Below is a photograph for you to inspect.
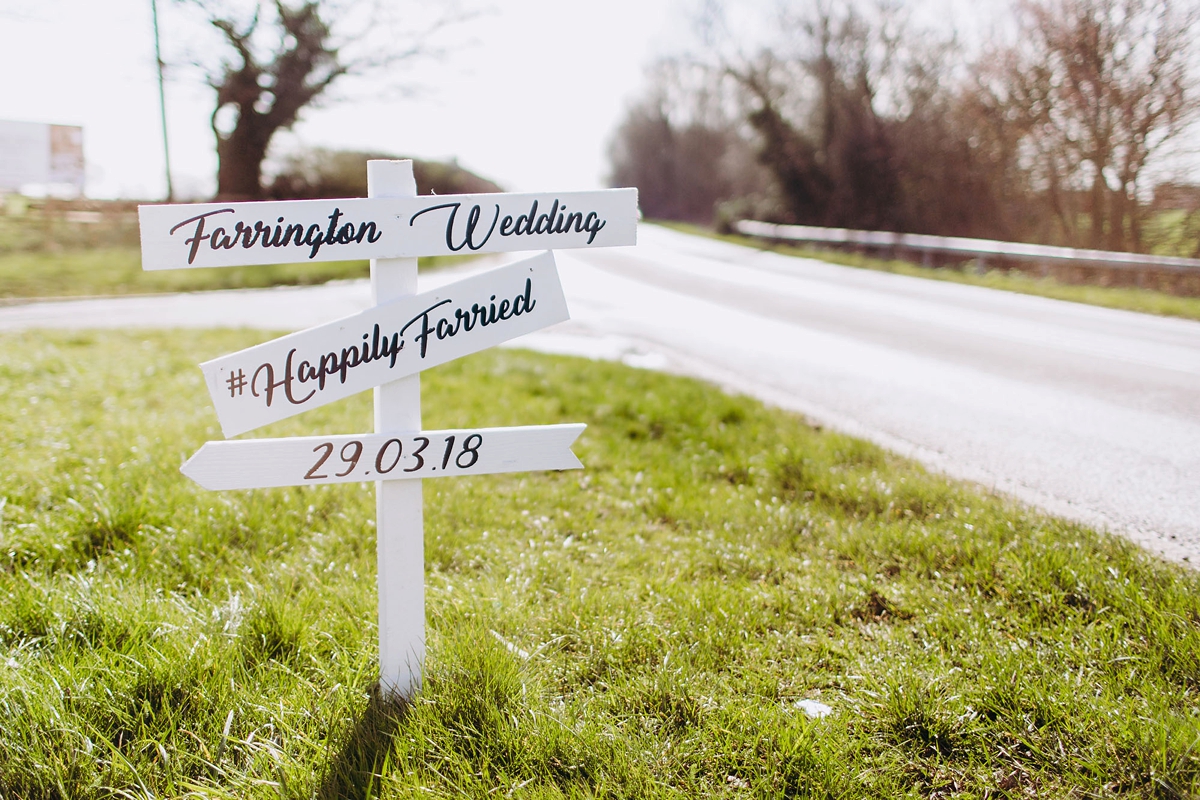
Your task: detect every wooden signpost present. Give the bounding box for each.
[138,161,636,698]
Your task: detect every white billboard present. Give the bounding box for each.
[0,120,84,192]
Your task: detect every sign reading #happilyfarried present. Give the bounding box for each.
[203,251,568,437]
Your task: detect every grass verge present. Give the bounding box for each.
[659,221,1200,323]
[0,249,471,301]
[0,329,1197,797]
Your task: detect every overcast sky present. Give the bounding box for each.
[1,0,1008,200]
[1,0,701,198]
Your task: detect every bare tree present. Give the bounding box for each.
[727,54,835,226]
[608,59,770,225]
[722,3,976,233]
[612,0,1199,250]
[180,0,468,200]
[985,0,1199,250]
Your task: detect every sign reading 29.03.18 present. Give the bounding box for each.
[182,424,585,490]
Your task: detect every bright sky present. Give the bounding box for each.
[0,0,694,198]
[1,0,1018,200]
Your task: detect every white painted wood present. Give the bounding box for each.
[369,159,423,700]
[138,189,638,270]
[180,424,586,490]
[200,250,569,438]
[134,161,615,700]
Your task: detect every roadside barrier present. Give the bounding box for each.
[734,220,1200,274]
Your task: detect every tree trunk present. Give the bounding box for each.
[1089,169,1107,249]
[1107,185,1127,252]
[215,116,271,201]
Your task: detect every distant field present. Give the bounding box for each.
[0,247,375,299]
[0,329,1196,797]
[0,206,466,300]
[0,248,485,300]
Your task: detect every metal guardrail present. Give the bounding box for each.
[735,220,1200,274]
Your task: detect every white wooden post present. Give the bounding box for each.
[368,159,423,698]
[139,172,637,701]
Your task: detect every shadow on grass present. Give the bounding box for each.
[316,685,411,800]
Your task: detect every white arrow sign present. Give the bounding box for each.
[181,424,585,490]
[202,250,568,438]
[136,160,632,700]
[138,188,638,270]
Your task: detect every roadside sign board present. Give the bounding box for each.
[182,424,585,490]
[137,159,638,698]
[0,119,85,191]
[138,188,638,270]
[202,250,568,437]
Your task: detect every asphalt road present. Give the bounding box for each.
[4,224,1198,563]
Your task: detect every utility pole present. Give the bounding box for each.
[151,0,174,201]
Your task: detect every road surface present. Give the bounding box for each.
[4,224,1198,563]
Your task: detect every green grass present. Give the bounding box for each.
[0,204,139,255]
[0,249,472,301]
[1142,210,1200,260]
[0,329,1197,797]
[661,222,1200,323]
